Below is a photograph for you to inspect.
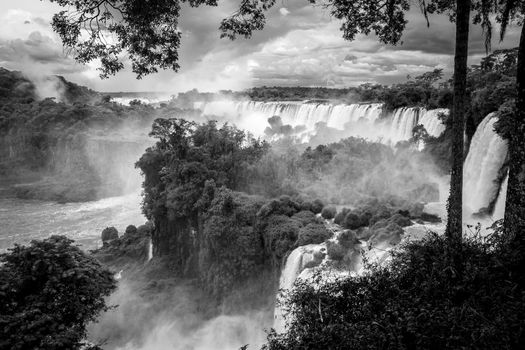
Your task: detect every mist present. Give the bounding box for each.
[88,273,272,350]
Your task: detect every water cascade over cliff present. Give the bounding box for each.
[274,244,328,333]
[463,113,508,218]
[196,101,446,145]
[419,108,449,137]
[493,172,508,220]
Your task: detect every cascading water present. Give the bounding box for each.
[493,172,508,220]
[197,101,384,138]
[418,108,448,137]
[274,244,326,333]
[389,107,420,143]
[147,238,153,262]
[197,100,447,145]
[463,112,508,217]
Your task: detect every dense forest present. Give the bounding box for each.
[0,46,523,349]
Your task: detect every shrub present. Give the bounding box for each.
[263,215,301,260]
[125,225,138,235]
[343,212,364,230]
[137,221,154,235]
[326,240,346,261]
[311,199,324,214]
[334,208,350,225]
[0,236,116,350]
[291,211,320,226]
[263,229,525,350]
[101,226,118,242]
[296,224,332,247]
[388,213,413,227]
[338,230,359,249]
[321,206,337,220]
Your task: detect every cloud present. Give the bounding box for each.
[0,2,521,92]
[280,8,290,16]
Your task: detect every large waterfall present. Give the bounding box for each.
[463,113,508,218]
[196,100,446,145]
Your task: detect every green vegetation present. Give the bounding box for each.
[0,68,196,202]
[0,236,116,350]
[265,224,525,349]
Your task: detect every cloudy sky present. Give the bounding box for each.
[0,0,521,93]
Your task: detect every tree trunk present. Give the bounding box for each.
[505,23,525,245]
[445,0,470,242]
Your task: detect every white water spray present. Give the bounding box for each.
[463,113,508,217]
[493,172,508,220]
[197,101,447,145]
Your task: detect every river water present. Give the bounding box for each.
[0,191,145,252]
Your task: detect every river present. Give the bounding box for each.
[0,191,144,252]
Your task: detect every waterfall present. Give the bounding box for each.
[389,107,420,143]
[418,108,448,137]
[493,172,508,220]
[198,100,383,138]
[463,113,508,216]
[274,244,326,333]
[147,238,153,262]
[197,100,448,146]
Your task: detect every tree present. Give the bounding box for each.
[448,0,471,241]
[494,0,525,251]
[0,235,116,350]
[262,232,525,349]
[46,0,419,78]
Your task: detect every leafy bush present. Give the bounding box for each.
[334,208,350,225]
[263,215,301,261]
[321,206,337,220]
[263,228,525,350]
[296,223,332,247]
[291,210,320,226]
[93,222,152,264]
[125,225,138,235]
[311,199,324,214]
[101,226,119,242]
[0,236,116,350]
[326,240,346,261]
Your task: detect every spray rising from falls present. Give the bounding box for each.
[196,101,446,144]
[463,112,508,219]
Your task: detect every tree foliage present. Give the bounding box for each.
[0,236,116,350]
[46,0,427,78]
[136,118,268,220]
[264,228,525,350]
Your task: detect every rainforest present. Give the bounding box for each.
[1,1,524,349]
